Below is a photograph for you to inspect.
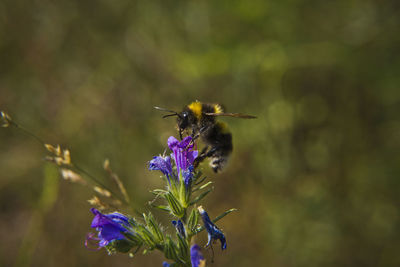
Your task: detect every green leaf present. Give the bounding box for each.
[194,174,207,186]
[123,232,143,246]
[189,187,213,206]
[137,226,157,249]
[151,204,170,212]
[163,236,179,261]
[168,180,179,196]
[192,181,213,193]
[176,233,189,260]
[179,176,188,208]
[165,192,185,218]
[144,212,164,243]
[151,189,168,195]
[187,208,199,235]
[213,208,238,222]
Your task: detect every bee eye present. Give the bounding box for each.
[178,112,189,129]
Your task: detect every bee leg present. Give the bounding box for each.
[204,147,218,158]
[193,146,209,168]
[188,133,200,148]
[194,146,220,168]
[190,126,209,147]
[179,128,183,140]
[211,158,223,173]
[193,158,202,168]
[191,132,201,141]
[189,126,209,146]
[189,128,204,146]
[199,125,209,135]
[199,146,209,157]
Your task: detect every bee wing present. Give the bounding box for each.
[204,112,257,119]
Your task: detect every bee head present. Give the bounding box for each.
[177,111,189,130]
[154,106,194,140]
[176,111,190,139]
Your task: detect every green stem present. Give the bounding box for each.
[10,121,46,145]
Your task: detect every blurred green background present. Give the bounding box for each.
[1,0,400,266]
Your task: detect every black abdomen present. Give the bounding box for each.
[202,122,232,172]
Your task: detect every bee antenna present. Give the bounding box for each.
[154,106,182,119]
[162,113,178,118]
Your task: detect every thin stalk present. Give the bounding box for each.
[8,118,127,205]
[72,163,126,205]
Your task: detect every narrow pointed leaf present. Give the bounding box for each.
[187,208,199,235]
[194,175,207,186]
[165,192,184,218]
[144,213,164,243]
[164,236,179,261]
[179,176,188,208]
[189,187,213,206]
[151,204,170,212]
[176,233,189,260]
[192,181,213,193]
[151,189,169,195]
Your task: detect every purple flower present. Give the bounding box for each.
[149,136,198,185]
[172,220,186,237]
[198,206,227,250]
[149,155,173,180]
[191,244,206,267]
[182,165,194,187]
[168,136,198,179]
[162,262,170,267]
[88,208,131,247]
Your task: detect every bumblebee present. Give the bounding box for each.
[155,101,256,172]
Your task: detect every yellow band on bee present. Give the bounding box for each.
[214,104,224,114]
[188,101,203,120]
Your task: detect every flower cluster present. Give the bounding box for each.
[85,135,231,266]
[149,136,198,187]
[85,135,230,266]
